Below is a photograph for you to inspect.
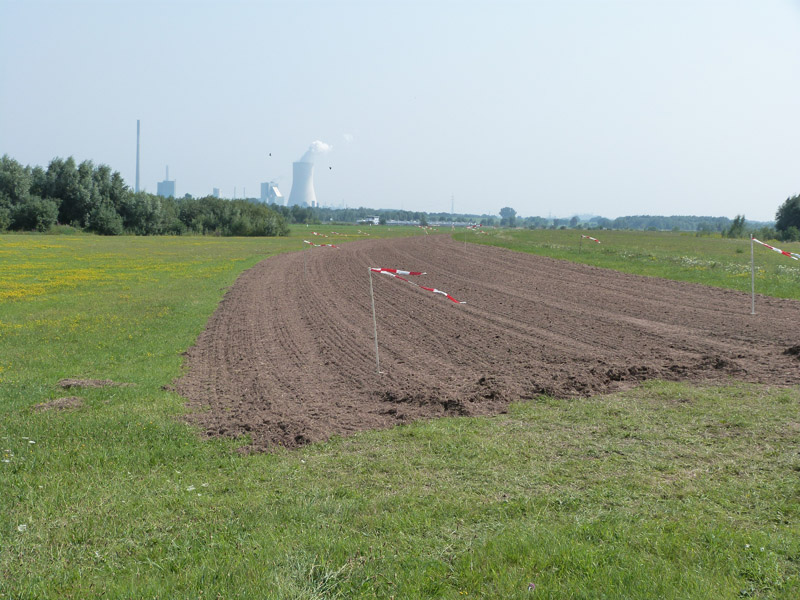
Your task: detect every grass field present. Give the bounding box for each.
[464,228,800,301]
[1,227,799,599]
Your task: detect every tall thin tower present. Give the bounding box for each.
[135,120,140,193]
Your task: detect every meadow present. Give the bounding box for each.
[1,226,798,599]
[468,228,800,301]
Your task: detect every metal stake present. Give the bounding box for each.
[750,235,756,315]
[368,268,381,374]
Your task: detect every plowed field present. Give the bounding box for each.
[175,235,800,450]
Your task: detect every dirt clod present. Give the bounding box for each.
[784,345,800,359]
[175,235,800,452]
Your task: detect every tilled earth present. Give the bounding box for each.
[175,235,800,451]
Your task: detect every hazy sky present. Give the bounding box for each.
[2,0,798,221]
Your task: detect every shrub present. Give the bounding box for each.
[88,203,124,235]
[10,196,59,232]
[779,226,800,242]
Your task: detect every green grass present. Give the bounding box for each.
[1,228,799,599]
[462,229,800,301]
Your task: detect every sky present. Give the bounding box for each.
[1,0,799,221]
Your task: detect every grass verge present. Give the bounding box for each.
[1,228,798,598]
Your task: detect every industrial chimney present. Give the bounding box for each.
[135,120,140,193]
[288,161,317,207]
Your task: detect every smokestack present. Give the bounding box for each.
[166,165,169,181]
[135,120,140,193]
[288,161,317,207]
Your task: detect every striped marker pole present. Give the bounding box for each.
[368,267,465,374]
[368,268,381,375]
[750,235,755,315]
[752,237,800,260]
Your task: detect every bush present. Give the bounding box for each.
[88,203,124,235]
[45,224,82,235]
[119,193,165,235]
[10,196,59,232]
[0,206,10,231]
[779,226,800,242]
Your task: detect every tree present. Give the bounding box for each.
[0,155,31,204]
[775,195,800,235]
[499,206,516,227]
[569,216,579,228]
[725,214,746,238]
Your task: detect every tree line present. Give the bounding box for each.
[0,155,288,236]
[3,154,798,240]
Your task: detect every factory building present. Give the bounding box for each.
[260,181,284,205]
[157,166,175,198]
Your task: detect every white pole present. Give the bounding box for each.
[368,268,381,374]
[750,235,756,315]
[303,244,307,280]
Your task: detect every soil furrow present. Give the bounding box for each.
[175,235,800,451]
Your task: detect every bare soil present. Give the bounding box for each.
[175,235,800,451]
[33,397,83,411]
[58,379,131,389]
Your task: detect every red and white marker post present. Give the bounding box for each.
[367,267,465,374]
[750,235,799,314]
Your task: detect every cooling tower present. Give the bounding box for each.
[288,161,317,207]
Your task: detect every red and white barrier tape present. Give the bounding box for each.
[419,286,465,304]
[581,235,601,243]
[370,268,426,276]
[369,267,465,304]
[303,240,338,248]
[312,231,328,237]
[753,238,799,261]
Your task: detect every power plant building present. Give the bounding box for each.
[260,181,284,205]
[157,166,175,198]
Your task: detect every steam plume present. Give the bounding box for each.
[299,140,332,163]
